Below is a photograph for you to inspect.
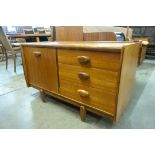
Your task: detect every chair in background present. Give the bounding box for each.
[16,38,26,43]
[0,41,7,62]
[0,26,21,72]
[38,29,46,34]
[37,29,48,42]
[23,29,34,34]
[24,29,36,42]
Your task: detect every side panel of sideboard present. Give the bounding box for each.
[116,44,140,121]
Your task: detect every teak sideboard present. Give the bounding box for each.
[21,41,140,122]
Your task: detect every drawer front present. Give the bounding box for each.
[22,47,58,93]
[59,80,116,115]
[58,49,121,71]
[59,63,119,93]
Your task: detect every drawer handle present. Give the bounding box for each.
[33,51,41,57]
[78,72,89,80]
[77,89,89,98]
[77,56,90,64]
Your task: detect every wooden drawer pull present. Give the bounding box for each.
[78,72,89,80]
[33,51,41,57]
[77,56,90,64]
[77,89,89,97]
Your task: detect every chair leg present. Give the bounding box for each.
[1,47,8,70]
[13,53,16,73]
[5,52,8,70]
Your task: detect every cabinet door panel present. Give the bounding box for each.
[23,47,58,93]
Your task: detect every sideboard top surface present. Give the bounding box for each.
[20,41,137,51]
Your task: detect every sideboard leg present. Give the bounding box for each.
[80,105,86,121]
[112,119,116,125]
[40,89,46,102]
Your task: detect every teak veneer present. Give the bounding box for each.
[21,41,140,122]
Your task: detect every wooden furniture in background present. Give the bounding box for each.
[7,33,52,42]
[55,26,83,41]
[37,29,48,41]
[133,37,149,65]
[24,29,37,42]
[38,29,46,34]
[21,41,140,122]
[83,32,117,41]
[147,43,155,59]
[83,26,133,40]
[15,38,26,43]
[54,26,131,41]
[23,29,34,34]
[0,26,21,72]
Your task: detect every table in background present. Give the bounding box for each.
[7,33,52,42]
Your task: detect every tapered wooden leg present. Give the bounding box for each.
[40,89,46,102]
[112,119,116,125]
[80,106,86,121]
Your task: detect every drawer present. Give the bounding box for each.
[59,80,116,115]
[58,49,121,71]
[59,63,119,93]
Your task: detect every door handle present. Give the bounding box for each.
[33,51,41,57]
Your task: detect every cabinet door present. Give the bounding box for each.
[23,47,58,93]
